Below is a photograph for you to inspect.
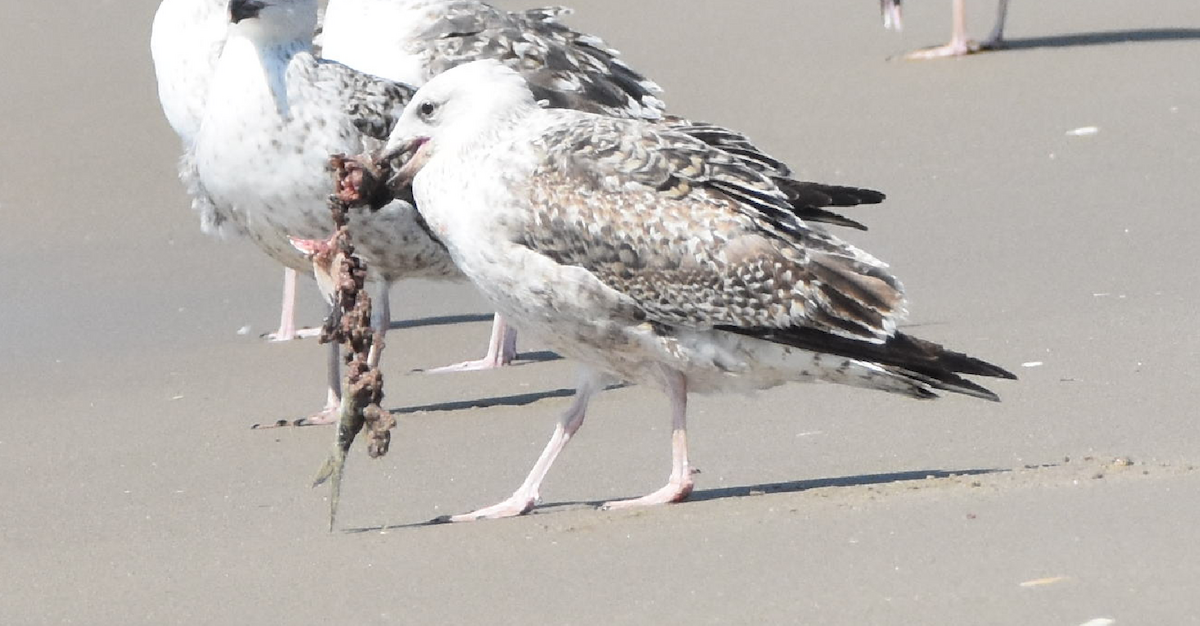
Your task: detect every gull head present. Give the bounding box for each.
[383,60,539,188]
[227,0,318,44]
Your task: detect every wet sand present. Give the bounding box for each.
[2,0,1199,623]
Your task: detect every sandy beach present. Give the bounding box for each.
[3,0,1199,623]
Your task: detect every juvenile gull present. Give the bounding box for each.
[152,0,322,341]
[881,0,1012,59]
[194,0,461,424]
[382,60,1015,521]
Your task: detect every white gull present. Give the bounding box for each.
[383,60,1016,521]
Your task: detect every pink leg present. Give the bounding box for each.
[263,267,321,341]
[602,370,694,510]
[446,369,607,522]
[905,0,981,59]
[424,314,519,373]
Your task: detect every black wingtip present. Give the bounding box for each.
[717,326,1015,401]
[895,333,1018,381]
[795,207,871,231]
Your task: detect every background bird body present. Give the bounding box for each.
[195,2,456,286]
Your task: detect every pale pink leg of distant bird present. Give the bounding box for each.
[602,370,695,510]
[264,268,322,341]
[425,313,519,373]
[905,0,981,59]
[446,369,606,522]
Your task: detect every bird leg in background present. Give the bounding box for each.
[424,314,519,373]
[601,369,694,509]
[309,172,395,531]
[905,0,981,59]
[262,268,323,341]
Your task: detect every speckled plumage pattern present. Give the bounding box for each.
[391,61,1014,400]
[322,0,665,119]
[320,1,883,231]
[386,61,1013,520]
[194,19,458,283]
[525,116,903,340]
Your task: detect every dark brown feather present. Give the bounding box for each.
[716,325,1016,401]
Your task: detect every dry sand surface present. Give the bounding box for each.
[3,0,1200,623]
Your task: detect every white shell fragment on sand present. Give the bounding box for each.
[1019,575,1069,587]
[1066,126,1099,136]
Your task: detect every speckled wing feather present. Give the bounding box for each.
[522,116,903,342]
[520,116,1014,398]
[415,3,664,119]
[178,149,239,236]
[196,52,415,239]
[304,57,416,142]
[660,116,885,230]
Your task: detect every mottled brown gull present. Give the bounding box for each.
[382,60,1015,521]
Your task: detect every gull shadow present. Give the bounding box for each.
[341,466,1013,533]
[683,467,1006,502]
[1000,28,1200,51]
[388,313,493,331]
[389,387,577,415]
[507,350,562,365]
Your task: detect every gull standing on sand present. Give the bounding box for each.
[152,0,322,341]
[193,0,461,424]
[882,0,1011,59]
[382,60,1015,521]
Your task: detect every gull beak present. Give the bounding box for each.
[381,136,432,195]
[229,0,266,24]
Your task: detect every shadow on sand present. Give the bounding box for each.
[388,313,494,331]
[1001,28,1200,52]
[343,466,1013,532]
[389,386,577,415]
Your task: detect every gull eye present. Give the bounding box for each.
[418,101,437,119]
